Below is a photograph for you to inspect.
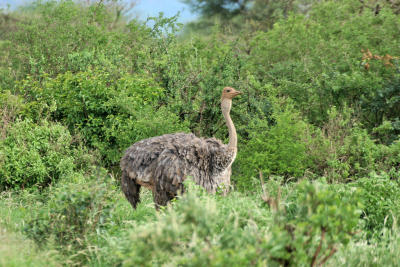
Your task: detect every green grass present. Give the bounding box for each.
[0,227,61,267]
[329,230,400,267]
[0,191,45,233]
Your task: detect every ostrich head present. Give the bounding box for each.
[221,87,242,100]
[221,87,241,113]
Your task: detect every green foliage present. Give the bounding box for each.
[355,173,400,237]
[182,0,309,33]
[117,183,263,266]
[263,179,362,266]
[249,0,400,128]
[147,31,251,138]
[0,228,61,267]
[366,76,400,143]
[113,179,361,266]
[380,140,400,175]
[0,90,27,137]
[329,229,400,267]
[18,69,189,165]
[0,176,394,267]
[318,107,379,182]
[0,0,124,87]
[1,0,400,265]
[24,169,115,262]
[237,104,312,187]
[0,119,81,190]
[0,90,25,119]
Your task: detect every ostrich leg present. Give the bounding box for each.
[153,184,174,210]
[153,182,185,210]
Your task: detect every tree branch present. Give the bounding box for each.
[318,245,337,266]
[311,228,326,267]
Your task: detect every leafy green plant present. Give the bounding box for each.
[329,228,400,267]
[0,0,132,87]
[237,104,313,188]
[263,179,362,266]
[355,173,400,237]
[249,0,400,127]
[0,119,79,190]
[24,168,115,262]
[114,179,361,266]
[306,106,380,183]
[1,1,400,265]
[0,90,27,138]
[18,69,189,166]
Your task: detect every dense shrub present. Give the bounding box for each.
[235,103,393,189]
[114,179,360,266]
[148,32,252,138]
[264,179,362,266]
[236,105,313,188]
[315,107,379,182]
[18,69,189,166]
[329,229,400,267]
[0,90,27,138]
[365,76,400,143]
[249,0,400,129]
[25,168,115,262]
[0,119,80,190]
[355,173,400,237]
[0,0,132,87]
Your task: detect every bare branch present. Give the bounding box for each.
[311,228,326,267]
[318,245,337,266]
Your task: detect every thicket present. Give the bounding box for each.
[24,169,115,259]
[17,70,188,165]
[113,179,361,266]
[0,0,400,266]
[3,0,399,184]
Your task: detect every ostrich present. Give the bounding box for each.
[120,87,242,209]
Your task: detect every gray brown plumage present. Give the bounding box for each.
[120,87,242,209]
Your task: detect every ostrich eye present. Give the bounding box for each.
[226,89,231,92]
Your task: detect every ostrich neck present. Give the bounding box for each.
[221,98,237,150]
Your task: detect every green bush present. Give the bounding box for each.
[234,94,385,188]
[1,1,400,265]
[249,0,400,128]
[263,179,362,266]
[320,107,378,182]
[0,119,80,190]
[355,173,400,237]
[116,181,265,266]
[0,90,27,138]
[24,168,115,262]
[366,76,400,144]
[306,106,381,183]
[114,179,360,266]
[329,229,400,267]
[18,69,189,166]
[236,104,313,188]
[0,0,132,87]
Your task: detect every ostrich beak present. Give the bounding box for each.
[234,90,242,96]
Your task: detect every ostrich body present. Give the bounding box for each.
[120,87,242,209]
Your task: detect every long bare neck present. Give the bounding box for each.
[221,98,237,150]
